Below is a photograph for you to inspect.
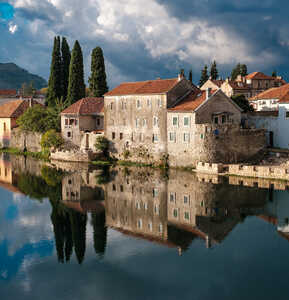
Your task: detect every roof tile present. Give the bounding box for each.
[0,99,40,118]
[250,84,289,103]
[61,97,104,114]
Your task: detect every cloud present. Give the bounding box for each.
[8,22,17,34]
[1,0,289,87]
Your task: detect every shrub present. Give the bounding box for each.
[41,129,63,149]
[123,150,130,159]
[95,136,109,157]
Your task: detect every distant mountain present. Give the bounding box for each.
[0,63,47,90]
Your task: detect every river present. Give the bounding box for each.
[0,153,289,300]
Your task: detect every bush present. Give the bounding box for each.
[41,129,63,149]
[95,136,109,157]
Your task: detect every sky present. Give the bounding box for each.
[0,0,289,88]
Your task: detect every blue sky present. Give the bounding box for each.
[1,0,289,88]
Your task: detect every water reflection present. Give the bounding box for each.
[1,153,289,266]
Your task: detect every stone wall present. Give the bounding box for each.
[228,164,289,181]
[51,149,100,162]
[10,128,42,152]
[167,123,266,167]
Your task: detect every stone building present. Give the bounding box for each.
[201,72,286,99]
[104,77,266,167]
[0,99,40,147]
[61,97,104,151]
[104,76,193,163]
[167,89,265,167]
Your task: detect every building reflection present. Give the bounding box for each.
[2,153,289,263]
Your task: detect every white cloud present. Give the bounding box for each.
[8,22,18,34]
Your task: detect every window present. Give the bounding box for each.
[221,115,226,124]
[214,117,218,124]
[136,118,140,128]
[112,184,116,191]
[112,132,116,139]
[121,101,126,110]
[96,118,100,126]
[170,192,176,202]
[153,134,158,142]
[184,195,189,204]
[120,185,123,192]
[169,132,176,142]
[286,112,289,119]
[110,102,113,110]
[69,119,74,125]
[67,132,71,138]
[143,119,147,127]
[144,202,148,210]
[184,117,189,126]
[173,117,178,126]
[139,133,144,142]
[159,223,163,233]
[154,204,159,215]
[137,99,141,109]
[184,212,190,220]
[65,118,68,125]
[153,116,158,127]
[75,119,78,126]
[120,132,123,140]
[148,222,153,231]
[136,202,141,210]
[158,99,162,107]
[3,122,6,133]
[153,188,158,197]
[183,133,190,143]
[147,99,151,107]
[173,209,178,218]
[137,219,143,229]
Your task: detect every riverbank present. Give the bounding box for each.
[0,148,50,161]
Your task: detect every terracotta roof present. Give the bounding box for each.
[104,78,179,96]
[249,84,289,103]
[168,89,215,112]
[61,97,104,115]
[246,72,274,80]
[0,89,17,96]
[0,99,40,118]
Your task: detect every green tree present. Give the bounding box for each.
[231,63,241,80]
[95,136,109,157]
[188,69,193,84]
[17,105,60,133]
[67,40,85,104]
[47,36,62,106]
[199,65,209,87]
[61,37,71,100]
[210,61,218,80]
[240,64,248,76]
[41,129,63,149]
[272,70,277,78]
[231,94,254,112]
[88,47,108,97]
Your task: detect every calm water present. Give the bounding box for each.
[0,154,289,300]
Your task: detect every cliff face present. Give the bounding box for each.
[0,63,47,89]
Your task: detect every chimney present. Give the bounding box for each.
[206,87,211,100]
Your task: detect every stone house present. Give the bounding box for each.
[104,76,193,163]
[167,89,266,167]
[249,83,289,111]
[61,97,104,151]
[247,84,289,149]
[0,99,40,147]
[202,72,286,100]
[200,79,224,91]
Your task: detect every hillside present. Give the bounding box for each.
[0,63,47,89]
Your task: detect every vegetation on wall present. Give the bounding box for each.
[41,129,63,149]
[95,136,109,157]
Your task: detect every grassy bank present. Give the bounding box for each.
[0,148,50,161]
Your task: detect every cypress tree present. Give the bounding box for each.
[67,40,85,104]
[272,70,277,78]
[61,37,71,100]
[47,36,62,106]
[210,61,218,80]
[231,63,243,80]
[188,69,193,84]
[179,68,185,78]
[88,47,108,97]
[92,211,107,258]
[240,64,248,77]
[199,65,209,87]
